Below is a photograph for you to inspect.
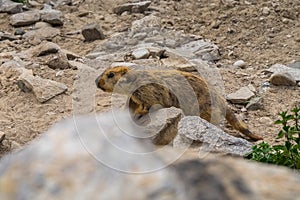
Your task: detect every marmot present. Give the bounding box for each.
[95,66,263,141]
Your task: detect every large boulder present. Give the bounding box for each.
[0,112,300,199]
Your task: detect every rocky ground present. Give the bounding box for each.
[0,0,299,157]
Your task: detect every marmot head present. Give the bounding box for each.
[95,66,130,92]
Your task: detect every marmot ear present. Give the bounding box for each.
[121,72,137,83]
[121,67,129,76]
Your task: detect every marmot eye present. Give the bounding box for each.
[107,72,115,78]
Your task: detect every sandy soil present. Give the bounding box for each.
[0,0,299,156]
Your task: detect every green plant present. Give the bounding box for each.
[246,106,300,169]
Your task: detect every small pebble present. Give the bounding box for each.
[233,60,246,68]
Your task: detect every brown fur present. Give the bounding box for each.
[96,66,263,141]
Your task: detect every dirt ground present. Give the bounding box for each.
[0,0,299,157]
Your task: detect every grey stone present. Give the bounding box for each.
[34,21,52,29]
[131,48,150,59]
[0,0,23,14]
[131,15,161,33]
[0,112,186,199]
[137,107,184,145]
[0,32,18,41]
[246,96,263,111]
[17,72,67,103]
[10,10,41,27]
[266,63,300,82]
[35,41,61,56]
[45,51,70,70]
[82,22,105,41]
[61,49,81,60]
[233,60,247,68]
[174,40,220,61]
[22,26,60,43]
[1,56,30,76]
[113,1,151,15]
[40,9,63,26]
[269,72,297,86]
[1,112,300,199]
[287,61,300,69]
[227,86,255,104]
[175,116,253,156]
[14,28,25,35]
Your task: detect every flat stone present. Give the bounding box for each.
[81,22,105,41]
[131,48,150,59]
[137,107,184,145]
[17,72,67,103]
[10,10,41,27]
[113,1,151,15]
[0,0,23,14]
[22,26,60,43]
[0,32,18,41]
[266,63,300,82]
[269,72,297,86]
[227,86,255,104]
[36,41,61,56]
[174,116,253,156]
[40,9,63,26]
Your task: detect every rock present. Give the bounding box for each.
[131,15,161,32]
[49,0,72,7]
[1,56,30,76]
[131,48,150,59]
[17,41,60,58]
[35,41,61,56]
[34,21,52,29]
[266,63,300,82]
[246,96,263,110]
[287,61,300,69]
[61,49,81,60]
[174,116,253,156]
[227,86,255,104]
[81,22,105,42]
[137,107,183,145]
[233,60,246,68]
[269,72,297,86]
[17,72,67,103]
[45,51,70,70]
[1,112,300,199]
[110,62,136,68]
[0,32,18,41]
[262,7,270,16]
[174,40,220,62]
[40,8,63,26]
[0,112,185,199]
[10,10,41,27]
[14,28,25,35]
[0,0,23,14]
[22,26,60,43]
[247,84,256,93]
[113,1,151,15]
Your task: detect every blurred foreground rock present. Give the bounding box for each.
[1,112,300,200]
